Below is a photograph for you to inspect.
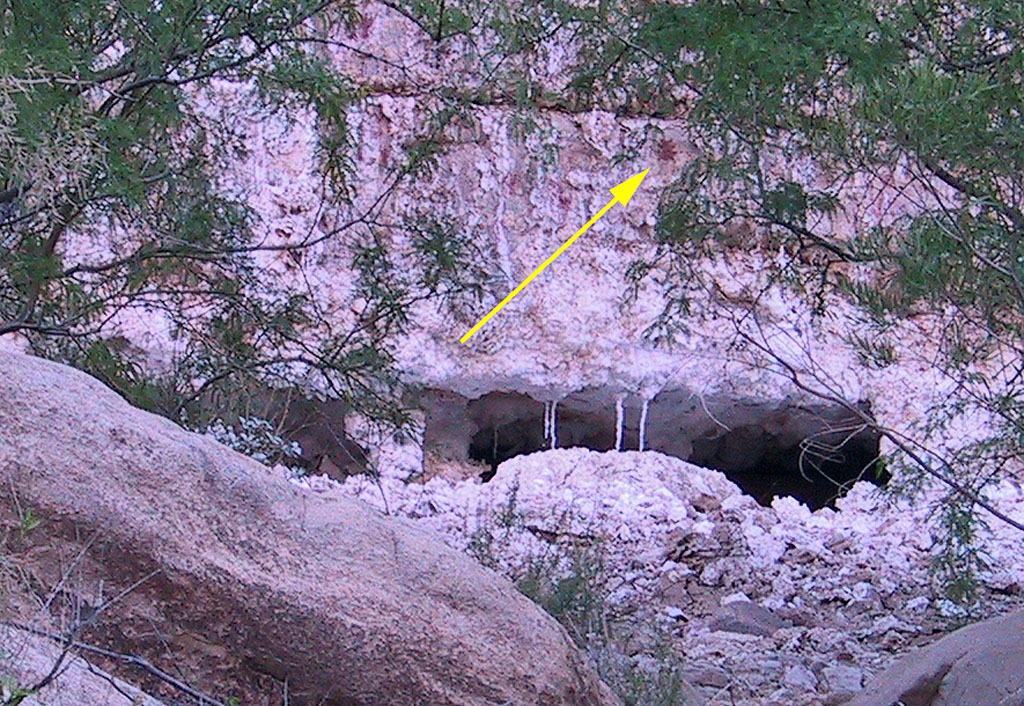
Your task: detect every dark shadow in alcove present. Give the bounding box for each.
[466,393,632,480]
[463,391,887,509]
[688,424,887,509]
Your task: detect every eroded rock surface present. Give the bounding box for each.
[846,609,1024,706]
[0,349,620,706]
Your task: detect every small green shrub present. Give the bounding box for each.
[516,543,691,705]
[200,416,306,475]
[470,493,691,705]
[516,543,607,647]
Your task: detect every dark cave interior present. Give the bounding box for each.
[453,390,886,510]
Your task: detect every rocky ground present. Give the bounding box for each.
[3,346,1023,705]
[0,349,618,706]
[289,447,1024,705]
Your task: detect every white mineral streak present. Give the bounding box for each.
[543,401,551,446]
[638,397,649,452]
[614,395,625,452]
[493,181,514,286]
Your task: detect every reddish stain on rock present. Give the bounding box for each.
[658,140,678,162]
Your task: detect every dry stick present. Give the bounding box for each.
[81,660,141,703]
[741,324,1024,534]
[87,569,162,628]
[9,557,157,700]
[36,534,100,620]
[1,621,229,706]
[18,637,76,700]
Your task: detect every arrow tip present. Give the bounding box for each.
[609,169,650,206]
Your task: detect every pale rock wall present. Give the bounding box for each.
[215,2,988,474]
[97,3,993,477]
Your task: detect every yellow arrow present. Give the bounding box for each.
[460,169,649,343]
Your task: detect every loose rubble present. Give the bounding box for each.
[287,447,1024,706]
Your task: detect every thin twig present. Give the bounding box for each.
[1,621,229,706]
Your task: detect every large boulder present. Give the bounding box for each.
[846,609,1024,706]
[0,350,620,706]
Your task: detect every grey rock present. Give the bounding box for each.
[708,600,791,637]
[823,663,863,694]
[765,687,795,706]
[784,662,819,691]
[845,609,1024,706]
[683,666,730,688]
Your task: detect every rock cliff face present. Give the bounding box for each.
[172,1,984,500]
[0,349,620,706]
[28,4,1024,705]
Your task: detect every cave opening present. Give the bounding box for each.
[450,390,887,510]
[686,423,887,508]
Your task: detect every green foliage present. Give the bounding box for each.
[407,213,490,316]
[1,0,358,401]
[469,490,690,705]
[932,496,989,607]
[468,0,1024,601]
[516,544,606,644]
[0,0,498,441]
[1,678,34,706]
[596,640,692,706]
[468,481,522,569]
[203,416,305,472]
[516,541,692,706]
[17,507,40,538]
[609,0,1024,341]
[847,333,898,369]
[763,182,809,228]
